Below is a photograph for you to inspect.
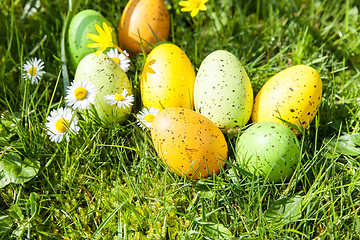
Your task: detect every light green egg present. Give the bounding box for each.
[194,50,253,133]
[67,9,118,71]
[235,121,300,182]
[74,53,132,124]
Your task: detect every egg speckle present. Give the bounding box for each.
[194,50,253,133]
[235,121,300,182]
[151,108,228,179]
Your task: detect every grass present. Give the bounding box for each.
[1,0,360,239]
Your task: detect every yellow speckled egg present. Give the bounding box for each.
[118,0,170,54]
[141,43,196,109]
[151,108,228,179]
[252,65,322,132]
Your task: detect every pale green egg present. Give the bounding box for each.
[74,53,132,124]
[194,50,253,134]
[235,121,300,182]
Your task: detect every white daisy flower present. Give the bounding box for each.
[65,79,97,110]
[22,57,45,84]
[136,107,160,130]
[106,48,131,72]
[104,88,134,109]
[45,107,80,143]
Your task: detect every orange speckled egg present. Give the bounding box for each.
[118,0,170,54]
[252,65,322,132]
[151,108,228,179]
[141,43,196,109]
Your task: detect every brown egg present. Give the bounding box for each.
[118,0,170,54]
[151,108,228,180]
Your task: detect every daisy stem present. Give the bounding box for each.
[45,71,62,119]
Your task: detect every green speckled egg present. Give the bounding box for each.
[151,108,228,180]
[235,121,300,182]
[67,9,118,71]
[194,50,253,134]
[74,53,132,124]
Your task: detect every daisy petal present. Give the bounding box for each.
[45,107,79,143]
[65,79,97,110]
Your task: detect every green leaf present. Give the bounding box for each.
[9,204,24,222]
[327,134,360,156]
[264,195,302,223]
[0,215,13,235]
[200,191,214,199]
[201,222,232,239]
[2,153,40,184]
[0,170,10,188]
[195,180,213,192]
[350,134,360,146]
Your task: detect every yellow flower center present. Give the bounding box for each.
[114,94,125,101]
[74,87,88,100]
[112,57,120,65]
[55,118,69,133]
[144,114,155,123]
[29,66,37,76]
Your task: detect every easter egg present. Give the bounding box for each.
[118,0,170,54]
[141,43,195,109]
[235,121,300,182]
[151,108,228,179]
[67,9,118,71]
[194,50,253,133]
[252,65,322,132]
[74,53,132,123]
